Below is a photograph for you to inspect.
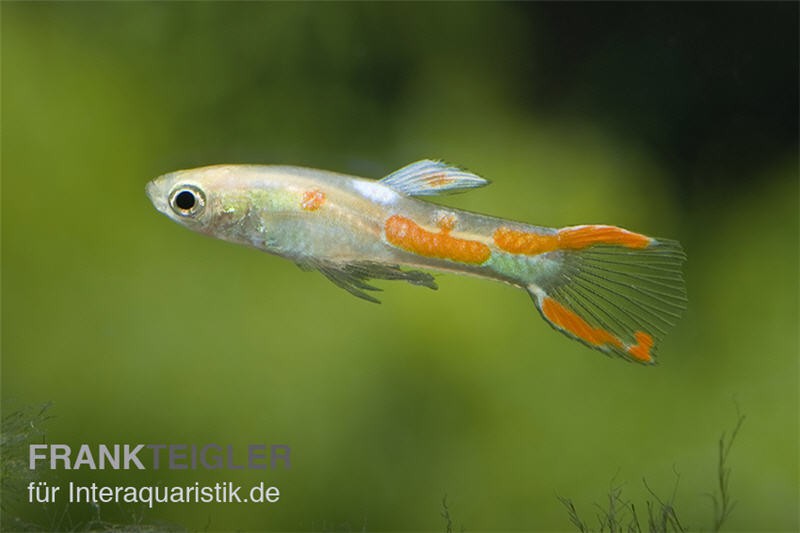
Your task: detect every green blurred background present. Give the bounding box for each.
[2,2,797,531]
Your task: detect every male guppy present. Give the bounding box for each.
[146,159,686,364]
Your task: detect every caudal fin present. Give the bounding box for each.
[524,227,687,364]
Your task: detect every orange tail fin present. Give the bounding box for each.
[524,227,687,364]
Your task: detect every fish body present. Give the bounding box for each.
[147,160,686,364]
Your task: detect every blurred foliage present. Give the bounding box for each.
[1,403,49,524]
[2,3,797,531]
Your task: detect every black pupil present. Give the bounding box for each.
[175,190,196,210]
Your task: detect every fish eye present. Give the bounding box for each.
[169,185,206,217]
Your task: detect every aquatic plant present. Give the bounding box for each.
[557,411,746,532]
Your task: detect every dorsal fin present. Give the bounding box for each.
[379,159,490,196]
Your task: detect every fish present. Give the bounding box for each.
[146,159,686,364]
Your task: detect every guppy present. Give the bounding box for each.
[146,159,686,364]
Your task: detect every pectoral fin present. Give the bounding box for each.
[299,260,438,303]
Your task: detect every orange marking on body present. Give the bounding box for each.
[493,227,560,254]
[301,189,326,211]
[385,215,491,264]
[493,225,651,255]
[540,297,623,349]
[627,331,654,363]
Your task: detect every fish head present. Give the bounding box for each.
[146,165,263,242]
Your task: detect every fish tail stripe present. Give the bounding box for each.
[628,331,655,363]
[492,225,652,255]
[558,225,652,250]
[538,295,655,363]
[384,215,491,264]
[540,296,623,349]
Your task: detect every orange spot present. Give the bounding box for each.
[301,189,326,211]
[436,212,457,232]
[385,215,491,264]
[540,297,623,349]
[627,331,654,363]
[493,225,651,255]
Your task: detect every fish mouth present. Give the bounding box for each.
[145,181,157,202]
[145,179,169,215]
